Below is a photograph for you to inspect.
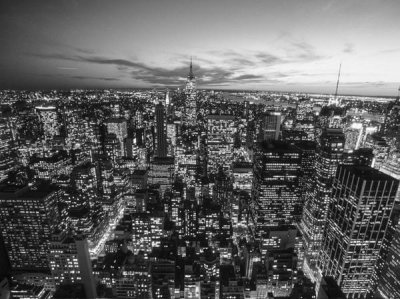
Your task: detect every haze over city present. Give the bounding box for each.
[1,0,400,96]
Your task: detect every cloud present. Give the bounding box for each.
[255,53,283,65]
[57,67,79,70]
[379,47,400,54]
[30,47,326,87]
[232,74,264,80]
[291,41,326,61]
[343,43,354,53]
[70,75,119,81]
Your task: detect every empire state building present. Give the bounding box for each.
[184,58,197,124]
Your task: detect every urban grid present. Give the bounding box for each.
[1,1,400,299]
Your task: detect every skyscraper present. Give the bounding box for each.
[0,185,60,272]
[0,118,14,182]
[206,115,237,175]
[184,58,197,124]
[377,222,400,299]
[105,117,128,157]
[252,141,302,233]
[155,102,167,158]
[300,128,344,280]
[260,111,281,141]
[35,106,59,140]
[318,165,399,298]
[376,151,400,299]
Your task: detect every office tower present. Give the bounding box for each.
[49,231,97,298]
[266,248,298,297]
[105,117,128,157]
[0,118,14,182]
[184,59,197,124]
[104,133,122,162]
[148,156,174,196]
[155,102,168,158]
[318,165,399,298]
[131,211,164,254]
[184,264,201,299]
[376,151,400,299]
[294,141,317,205]
[300,128,344,280]
[232,162,253,194]
[167,122,177,155]
[74,235,97,299]
[364,134,389,169]
[383,97,400,135]
[151,259,175,299]
[30,151,72,182]
[106,117,128,143]
[342,148,374,167]
[206,115,237,175]
[377,222,400,299]
[165,89,171,106]
[260,111,281,141]
[35,106,59,140]
[116,256,150,299]
[252,141,301,233]
[0,185,60,272]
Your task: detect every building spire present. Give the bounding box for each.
[188,56,194,80]
[334,63,341,100]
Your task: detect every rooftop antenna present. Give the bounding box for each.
[334,63,342,104]
[397,85,400,100]
[188,56,194,80]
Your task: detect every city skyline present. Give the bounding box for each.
[1,0,400,96]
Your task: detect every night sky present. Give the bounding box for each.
[1,0,399,95]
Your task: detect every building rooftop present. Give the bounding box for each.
[0,185,56,200]
[340,165,399,182]
[206,114,236,120]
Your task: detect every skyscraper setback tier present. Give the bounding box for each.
[318,165,399,299]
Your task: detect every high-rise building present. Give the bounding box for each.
[49,231,97,298]
[0,118,14,182]
[318,165,399,298]
[300,128,344,280]
[232,162,253,194]
[155,103,168,158]
[0,185,60,272]
[184,59,197,124]
[105,117,128,156]
[148,156,174,196]
[252,141,301,234]
[377,222,400,299]
[376,151,400,299]
[35,106,59,140]
[206,115,237,175]
[260,111,281,141]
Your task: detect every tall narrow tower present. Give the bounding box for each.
[184,57,197,124]
[300,128,345,280]
[328,64,342,106]
[155,102,167,158]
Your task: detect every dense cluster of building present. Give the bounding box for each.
[0,63,400,299]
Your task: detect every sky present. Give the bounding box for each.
[0,0,399,96]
